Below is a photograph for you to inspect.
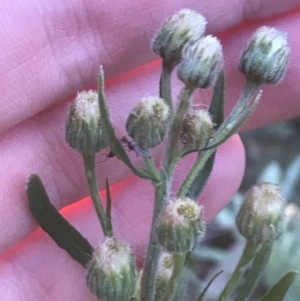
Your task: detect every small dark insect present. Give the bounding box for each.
[97,148,115,163]
[120,136,151,158]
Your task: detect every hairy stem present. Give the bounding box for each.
[217,240,258,301]
[160,61,174,115]
[83,153,112,237]
[140,176,169,301]
[165,86,194,169]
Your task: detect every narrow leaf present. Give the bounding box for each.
[260,271,297,301]
[197,270,223,301]
[105,177,113,235]
[27,174,93,267]
[185,151,216,199]
[209,70,225,128]
[97,67,159,182]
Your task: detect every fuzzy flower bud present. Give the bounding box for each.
[157,197,205,253]
[177,35,224,89]
[152,9,207,68]
[86,237,137,301]
[180,109,214,150]
[66,90,107,154]
[155,252,174,301]
[126,96,170,149]
[239,26,290,84]
[236,183,285,243]
[155,252,186,301]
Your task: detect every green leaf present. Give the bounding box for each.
[197,270,223,301]
[260,271,298,301]
[209,70,225,128]
[185,150,216,199]
[97,67,159,182]
[26,174,94,267]
[105,178,113,235]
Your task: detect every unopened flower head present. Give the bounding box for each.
[155,251,186,301]
[126,96,170,149]
[180,109,214,150]
[152,9,207,68]
[157,197,205,253]
[155,252,174,301]
[236,182,285,243]
[239,26,290,84]
[66,90,107,154]
[177,35,224,89]
[86,237,137,301]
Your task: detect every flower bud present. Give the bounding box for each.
[180,109,214,150]
[86,237,137,301]
[155,252,174,301]
[239,26,290,84]
[155,252,186,301]
[236,182,285,243]
[66,90,107,154]
[177,35,223,89]
[126,96,170,149]
[152,9,207,68]
[157,197,205,253]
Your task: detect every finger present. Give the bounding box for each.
[1,12,299,250]
[1,0,299,131]
[0,135,245,301]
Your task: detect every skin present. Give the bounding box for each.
[0,0,300,300]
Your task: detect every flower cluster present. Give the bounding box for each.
[27,7,291,301]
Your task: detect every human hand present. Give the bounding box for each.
[0,0,299,300]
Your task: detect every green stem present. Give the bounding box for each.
[177,147,215,197]
[217,240,259,301]
[161,254,186,301]
[218,80,260,133]
[140,176,169,301]
[233,239,274,301]
[141,174,169,301]
[144,156,159,180]
[83,153,112,237]
[165,86,194,169]
[160,62,174,115]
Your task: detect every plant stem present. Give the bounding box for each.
[217,240,259,301]
[144,156,159,180]
[233,239,274,301]
[140,174,169,301]
[218,80,260,134]
[165,86,194,169]
[83,153,112,237]
[160,61,174,114]
[161,254,185,301]
[177,147,215,197]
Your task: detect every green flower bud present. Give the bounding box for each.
[66,90,107,154]
[133,269,143,301]
[239,26,290,84]
[177,35,224,89]
[236,182,285,243]
[155,252,174,301]
[154,252,186,301]
[180,109,214,150]
[157,197,205,254]
[126,96,170,149]
[86,237,137,301]
[152,9,207,68]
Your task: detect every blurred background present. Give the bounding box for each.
[185,117,300,301]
